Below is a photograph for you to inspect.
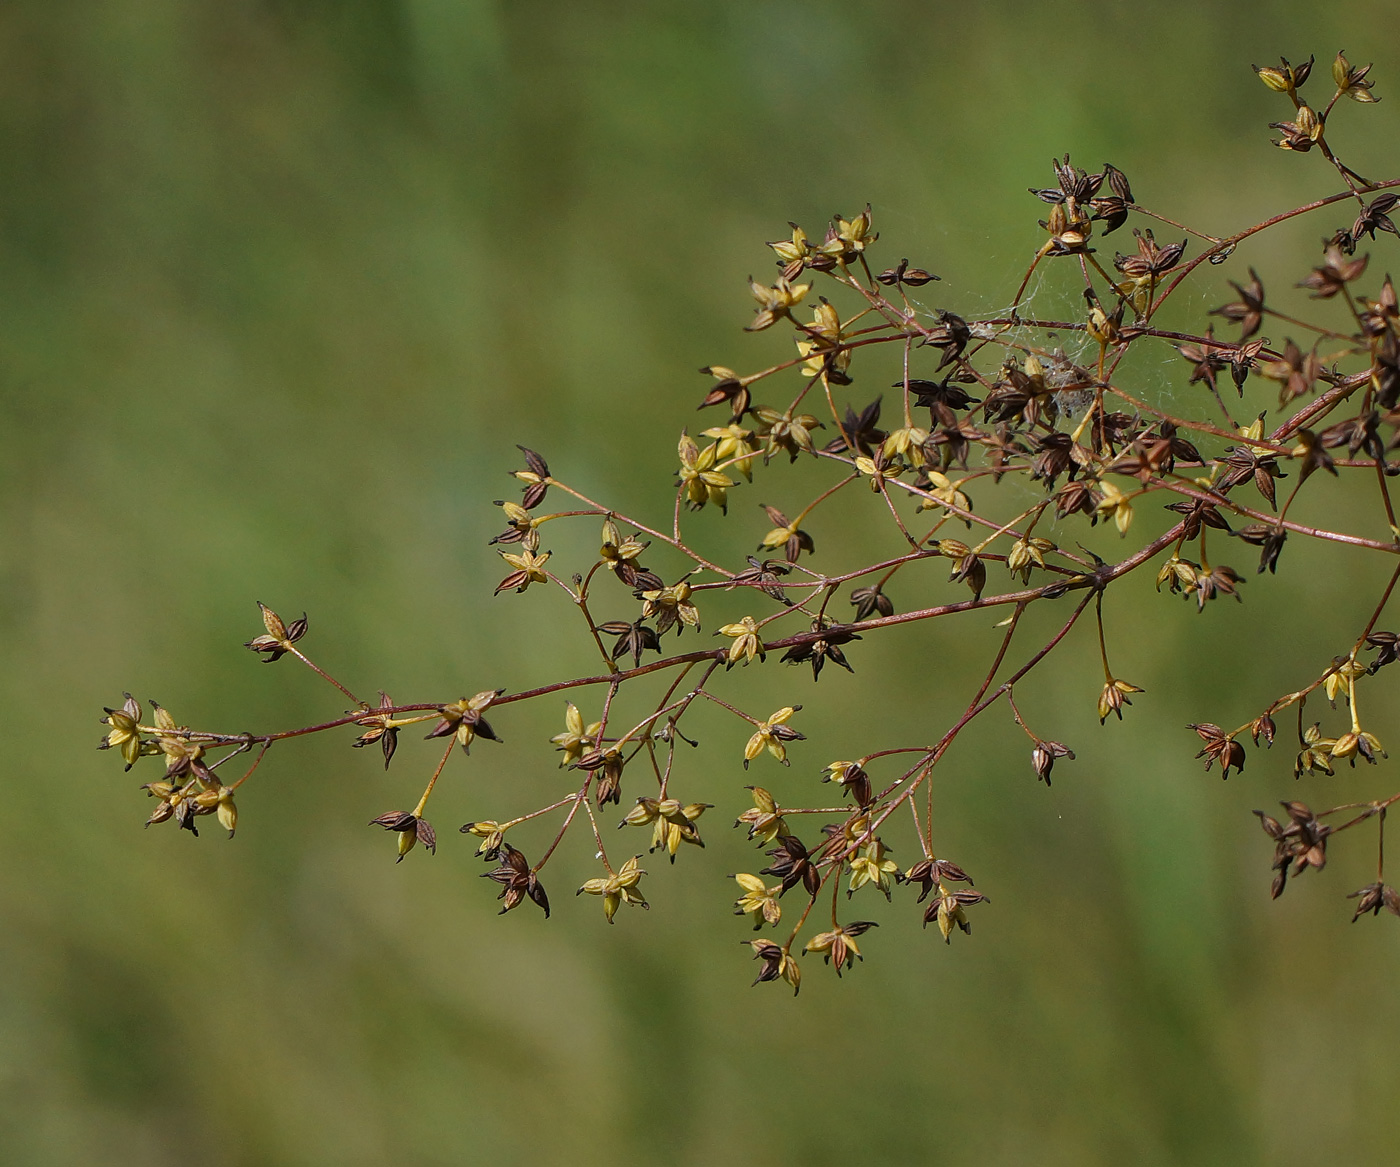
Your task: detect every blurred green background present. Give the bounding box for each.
[4,2,1400,1164]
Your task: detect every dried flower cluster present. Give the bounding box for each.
[103,55,1400,990]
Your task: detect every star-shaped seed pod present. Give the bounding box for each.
[577,856,647,923]
[848,840,899,900]
[1347,881,1400,922]
[743,707,804,768]
[735,786,787,845]
[1188,723,1247,777]
[745,275,810,332]
[733,874,782,929]
[352,691,400,770]
[696,365,750,419]
[595,620,662,667]
[756,504,815,563]
[244,602,308,662]
[510,447,551,510]
[901,858,973,903]
[573,745,626,807]
[717,616,765,668]
[925,889,987,943]
[620,797,711,862]
[1256,800,1331,899]
[369,811,436,863]
[99,693,148,770]
[495,548,552,594]
[677,431,736,512]
[761,835,822,897]
[821,761,873,807]
[426,690,504,754]
[550,702,601,767]
[481,844,549,917]
[639,581,700,637]
[746,939,801,994]
[805,921,878,975]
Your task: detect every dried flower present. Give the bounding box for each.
[735,786,787,845]
[99,693,148,770]
[1031,740,1074,785]
[352,691,400,769]
[574,745,626,806]
[1193,565,1246,611]
[1256,800,1330,899]
[1256,339,1320,407]
[746,275,810,332]
[495,548,552,594]
[640,581,701,637]
[948,550,987,599]
[1254,55,1313,94]
[1295,722,1339,777]
[780,617,858,681]
[718,616,765,668]
[728,557,793,605]
[427,690,503,754]
[902,857,973,902]
[805,921,877,975]
[482,843,549,916]
[1113,229,1186,278]
[1098,679,1144,724]
[1188,723,1246,777]
[1352,197,1399,251]
[1094,480,1135,534]
[490,500,540,549]
[756,504,815,562]
[761,835,822,897]
[1211,268,1266,340]
[621,796,711,861]
[696,364,750,419]
[1297,241,1368,298]
[1332,51,1378,103]
[677,430,736,512]
[747,939,801,994]
[913,469,972,519]
[596,620,662,667]
[767,222,813,281]
[244,602,308,662]
[511,447,551,510]
[1366,631,1400,673]
[1178,329,1232,396]
[598,518,650,581]
[753,406,824,463]
[848,839,899,899]
[1330,729,1386,766]
[461,819,508,860]
[369,811,436,862]
[1270,103,1324,152]
[577,855,648,922]
[1347,881,1400,921]
[849,585,894,622]
[550,702,602,767]
[795,298,850,382]
[147,701,209,783]
[744,706,804,768]
[875,257,939,287]
[882,423,930,469]
[818,206,878,265]
[822,760,873,807]
[925,888,988,942]
[733,873,782,929]
[701,423,759,480]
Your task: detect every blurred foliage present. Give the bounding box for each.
[3,2,1400,1164]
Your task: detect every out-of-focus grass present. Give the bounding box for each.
[2,3,1400,1164]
